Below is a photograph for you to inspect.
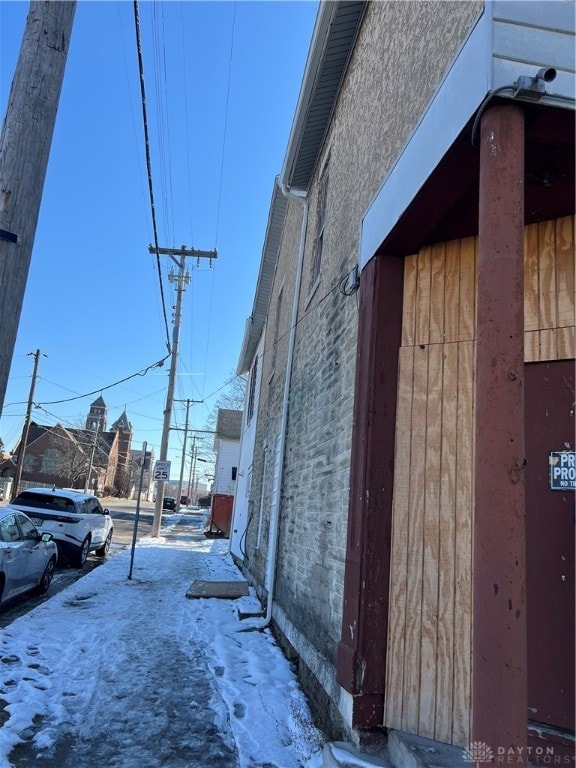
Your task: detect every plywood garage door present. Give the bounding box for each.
[384,215,574,747]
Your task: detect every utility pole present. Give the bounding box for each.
[12,349,44,499]
[84,421,100,493]
[0,2,76,417]
[150,245,216,536]
[175,398,190,512]
[173,400,202,511]
[186,436,197,502]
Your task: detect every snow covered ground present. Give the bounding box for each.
[0,514,325,768]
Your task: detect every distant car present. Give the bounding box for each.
[162,496,177,511]
[7,488,113,568]
[0,508,58,607]
[180,495,188,506]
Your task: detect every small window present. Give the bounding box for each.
[232,467,237,481]
[41,448,61,474]
[0,514,21,542]
[17,514,38,540]
[247,356,258,423]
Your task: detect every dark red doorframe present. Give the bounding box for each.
[336,254,404,730]
[473,104,528,757]
[525,360,575,735]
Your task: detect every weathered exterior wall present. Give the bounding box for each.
[213,439,240,496]
[242,0,485,737]
[230,337,264,560]
[243,195,303,589]
[385,215,575,746]
[524,216,575,362]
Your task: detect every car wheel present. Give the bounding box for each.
[36,557,56,594]
[74,536,91,568]
[95,530,112,557]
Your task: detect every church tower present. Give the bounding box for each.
[86,396,107,432]
[110,409,133,492]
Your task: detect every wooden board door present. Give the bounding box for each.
[525,359,575,732]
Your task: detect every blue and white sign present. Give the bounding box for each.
[549,451,575,491]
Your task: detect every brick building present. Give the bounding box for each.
[2,397,133,496]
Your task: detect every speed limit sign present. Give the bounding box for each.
[153,460,171,481]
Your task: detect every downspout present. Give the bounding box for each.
[262,182,308,626]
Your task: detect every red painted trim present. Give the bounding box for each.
[473,104,528,758]
[337,255,404,727]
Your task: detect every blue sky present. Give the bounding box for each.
[0,0,317,476]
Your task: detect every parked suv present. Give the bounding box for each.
[8,488,113,567]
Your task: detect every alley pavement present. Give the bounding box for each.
[0,513,325,768]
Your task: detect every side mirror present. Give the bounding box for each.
[103,508,110,516]
[40,532,53,542]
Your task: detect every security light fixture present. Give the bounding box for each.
[513,67,557,102]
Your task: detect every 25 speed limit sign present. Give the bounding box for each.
[153,460,171,481]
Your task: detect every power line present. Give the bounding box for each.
[214,1,237,247]
[34,356,170,407]
[133,0,171,353]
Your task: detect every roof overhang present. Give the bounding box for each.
[237,179,288,375]
[279,0,368,194]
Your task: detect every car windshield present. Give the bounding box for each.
[12,491,76,513]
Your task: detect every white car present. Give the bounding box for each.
[8,488,113,568]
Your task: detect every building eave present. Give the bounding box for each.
[279,0,368,194]
[237,179,288,375]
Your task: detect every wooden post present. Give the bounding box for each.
[0,1,76,416]
[337,254,404,733]
[473,104,527,760]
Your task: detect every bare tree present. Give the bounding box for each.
[196,372,247,462]
[50,429,89,488]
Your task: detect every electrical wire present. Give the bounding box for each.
[214,1,237,247]
[470,86,516,147]
[33,356,170,407]
[133,0,171,353]
[151,0,175,247]
[226,269,357,405]
[180,1,195,246]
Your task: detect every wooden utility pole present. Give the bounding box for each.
[0,2,76,417]
[11,348,44,499]
[150,245,216,536]
[84,421,101,493]
[186,436,197,502]
[176,399,191,512]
